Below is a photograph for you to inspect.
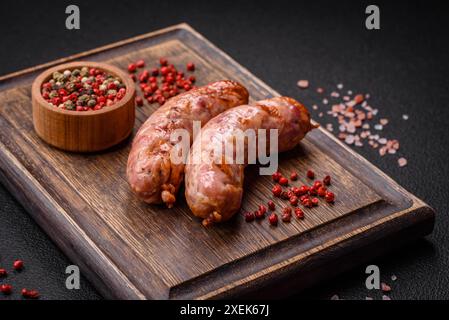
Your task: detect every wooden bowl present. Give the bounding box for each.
[32,61,135,152]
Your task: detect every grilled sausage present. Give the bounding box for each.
[127,80,249,207]
[184,97,314,226]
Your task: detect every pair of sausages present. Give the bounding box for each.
[127,80,314,226]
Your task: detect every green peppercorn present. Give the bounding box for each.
[87,99,96,107]
[64,100,75,110]
[80,67,89,77]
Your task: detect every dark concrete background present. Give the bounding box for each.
[0,0,448,300]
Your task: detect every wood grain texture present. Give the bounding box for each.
[32,61,136,152]
[0,24,435,300]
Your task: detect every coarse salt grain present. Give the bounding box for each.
[313,104,318,110]
[398,157,407,167]
[317,87,324,94]
[382,295,391,300]
[391,275,397,281]
[331,294,339,300]
[345,135,355,145]
[402,114,409,120]
[374,124,383,130]
[380,118,389,126]
[297,80,309,89]
[337,83,343,90]
[323,98,329,104]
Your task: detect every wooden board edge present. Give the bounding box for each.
[0,141,147,300]
[0,23,191,83]
[0,23,436,300]
[194,201,434,299]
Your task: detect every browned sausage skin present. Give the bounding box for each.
[184,97,315,226]
[127,80,249,207]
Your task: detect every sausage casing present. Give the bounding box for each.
[184,97,314,225]
[127,80,249,207]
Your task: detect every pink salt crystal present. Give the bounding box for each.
[388,149,397,154]
[297,80,309,89]
[380,118,389,126]
[381,283,392,292]
[398,157,407,167]
[345,135,355,145]
[316,87,324,94]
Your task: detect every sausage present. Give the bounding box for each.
[127,80,249,207]
[184,97,315,226]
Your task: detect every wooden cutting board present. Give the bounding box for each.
[0,23,435,299]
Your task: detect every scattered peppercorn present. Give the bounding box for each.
[245,211,255,222]
[282,212,292,222]
[289,196,298,206]
[272,185,282,197]
[272,171,281,182]
[313,180,322,188]
[0,284,12,295]
[21,289,39,299]
[325,191,335,203]
[307,170,315,179]
[323,175,331,186]
[130,57,197,107]
[127,63,137,73]
[135,96,143,107]
[290,172,298,180]
[280,191,290,200]
[268,213,278,226]
[186,62,195,71]
[298,185,309,195]
[255,209,265,219]
[159,57,168,66]
[136,60,145,68]
[0,268,7,277]
[267,200,275,211]
[279,177,288,186]
[13,260,24,271]
[317,186,327,197]
[311,197,319,206]
[303,198,313,208]
[258,205,267,215]
[295,208,304,219]
[309,187,318,196]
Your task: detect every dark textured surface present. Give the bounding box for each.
[0,0,448,300]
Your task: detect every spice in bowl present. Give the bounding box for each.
[40,67,126,111]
